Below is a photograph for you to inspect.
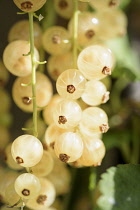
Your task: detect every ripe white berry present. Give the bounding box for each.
[54,132,83,163]
[77,45,114,80]
[14,173,41,199]
[3,40,39,77]
[11,134,43,167]
[53,99,82,129]
[79,107,109,133]
[56,69,87,99]
[13,0,47,12]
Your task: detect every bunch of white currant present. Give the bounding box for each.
[0,0,128,209]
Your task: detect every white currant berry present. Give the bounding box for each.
[42,26,71,55]
[77,44,114,80]
[8,20,42,49]
[97,9,127,40]
[47,52,74,81]
[53,99,82,129]
[5,143,23,170]
[54,0,87,19]
[27,150,54,177]
[13,0,47,12]
[3,40,39,77]
[14,173,41,199]
[79,107,109,133]
[26,177,56,209]
[81,80,110,106]
[43,94,63,125]
[47,162,71,195]
[44,123,73,149]
[79,137,106,166]
[54,132,83,163]
[56,69,87,99]
[12,71,53,112]
[89,0,120,10]
[68,11,100,47]
[11,134,43,167]
[5,183,24,208]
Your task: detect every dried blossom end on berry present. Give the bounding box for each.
[59,153,70,163]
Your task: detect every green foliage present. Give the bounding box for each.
[97,164,140,210]
[103,129,131,150]
[106,36,140,81]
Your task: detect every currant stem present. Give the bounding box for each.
[130,116,140,164]
[73,0,79,68]
[89,167,96,209]
[29,12,38,137]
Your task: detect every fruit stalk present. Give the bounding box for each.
[29,12,38,137]
[73,0,79,68]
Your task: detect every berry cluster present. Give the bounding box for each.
[0,0,128,209]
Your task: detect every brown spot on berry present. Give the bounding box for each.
[21,1,33,10]
[52,35,61,44]
[50,142,55,149]
[13,57,26,70]
[102,91,110,103]
[22,189,30,196]
[85,29,95,39]
[59,153,70,163]
[109,0,118,7]
[102,66,111,75]
[99,124,109,133]
[42,143,48,151]
[53,69,60,78]
[16,156,24,164]
[22,96,32,105]
[4,154,7,161]
[0,194,3,202]
[58,116,67,124]
[0,79,4,87]
[59,0,68,9]
[37,195,47,204]
[67,85,76,94]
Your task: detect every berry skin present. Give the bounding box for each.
[79,137,106,167]
[77,45,114,80]
[42,26,71,55]
[3,40,39,77]
[53,99,82,129]
[13,0,47,12]
[79,107,109,134]
[54,132,83,163]
[14,173,41,199]
[11,134,43,167]
[81,80,110,106]
[56,69,87,100]
[12,72,53,112]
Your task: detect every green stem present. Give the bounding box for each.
[38,0,57,73]
[120,142,131,163]
[89,167,97,209]
[63,167,78,210]
[29,12,38,137]
[73,0,79,68]
[110,77,130,114]
[130,116,140,164]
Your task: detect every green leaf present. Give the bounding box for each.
[112,66,137,81]
[103,129,131,150]
[105,36,140,81]
[97,164,140,210]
